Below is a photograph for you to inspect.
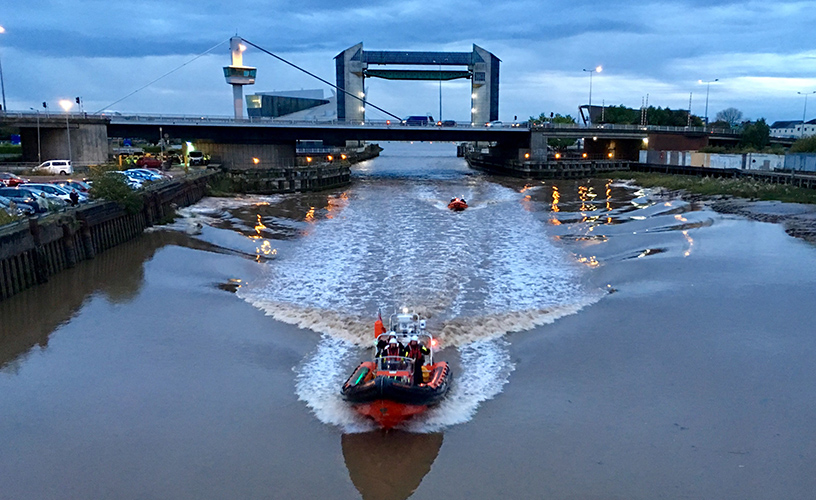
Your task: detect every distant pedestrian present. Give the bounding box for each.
[69,190,79,206]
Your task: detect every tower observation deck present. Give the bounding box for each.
[223,36,257,119]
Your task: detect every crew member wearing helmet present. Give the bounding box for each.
[384,337,404,358]
[375,333,394,358]
[406,335,430,385]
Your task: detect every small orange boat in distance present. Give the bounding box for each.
[448,197,468,211]
[342,310,452,429]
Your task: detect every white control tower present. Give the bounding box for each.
[223,36,256,119]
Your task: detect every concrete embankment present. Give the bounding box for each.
[0,172,214,301]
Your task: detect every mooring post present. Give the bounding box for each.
[28,218,50,284]
[61,218,77,268]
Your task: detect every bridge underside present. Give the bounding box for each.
[364,69,471,81]
[107,123,528,146]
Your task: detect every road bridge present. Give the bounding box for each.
[0,112,793,168]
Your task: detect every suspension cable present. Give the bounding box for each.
[240,38,402,122]
[93,38,231,114]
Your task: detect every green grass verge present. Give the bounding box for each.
[600,171,816,204]
[0,210,22,226]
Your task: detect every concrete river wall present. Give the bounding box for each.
[0,172,214,301]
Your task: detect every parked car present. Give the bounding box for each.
[51,179,91,193]
[0,172,29,186]
[17,186,69,209]
[0,187,49,213]
[0,195,34,216]
[34,160,73,175]
[163,153,182,165]
[145,168,172,179]
[125,168,164,182]
[105,171,144,190]
[136,156,162,168]
[187,151,209,166]
[25,183,88,204]
[402,115,435,126]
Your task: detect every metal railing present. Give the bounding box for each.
[531,122,733,135]
[2,111,529,129]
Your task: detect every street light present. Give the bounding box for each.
[29,107,41,163]
[582,65,602,125]
[59,99,73,162]
[797,91,816,138]
[698,78,718,127]
[0,25,7,112]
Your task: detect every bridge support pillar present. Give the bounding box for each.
[196,141,297,169]
[19,122,108,166]
[530,132,550,161]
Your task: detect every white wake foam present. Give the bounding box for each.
[401,338,514,433]
[294,335,375,433]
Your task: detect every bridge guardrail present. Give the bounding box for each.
[5,110,536,129]
[531,122,733,135]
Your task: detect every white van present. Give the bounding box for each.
[35,160,73,175]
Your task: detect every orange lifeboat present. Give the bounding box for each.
[448,197,468,211]
[342,311,452,429]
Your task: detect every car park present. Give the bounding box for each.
[0,172,29,187]
[34,160,73,175]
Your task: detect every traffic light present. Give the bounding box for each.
[75,97,80,104]
[42,102,47,109]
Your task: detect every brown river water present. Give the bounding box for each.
[2,142,816,499]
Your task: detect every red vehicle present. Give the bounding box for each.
[0,172,29,187]
[136,156,162,168]
[51,179,91,193]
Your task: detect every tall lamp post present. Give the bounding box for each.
[582,66,602,125]
[59,99,73,163]
[797,90,816,138]
[0,25,7,112]
[29,107,41,163]
[699,78,718,127]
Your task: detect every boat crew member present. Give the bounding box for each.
[384,338,404,357]
[376,333,396,357]
[406,335,430,385]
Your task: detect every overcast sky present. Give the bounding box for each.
[2,0,815,123]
